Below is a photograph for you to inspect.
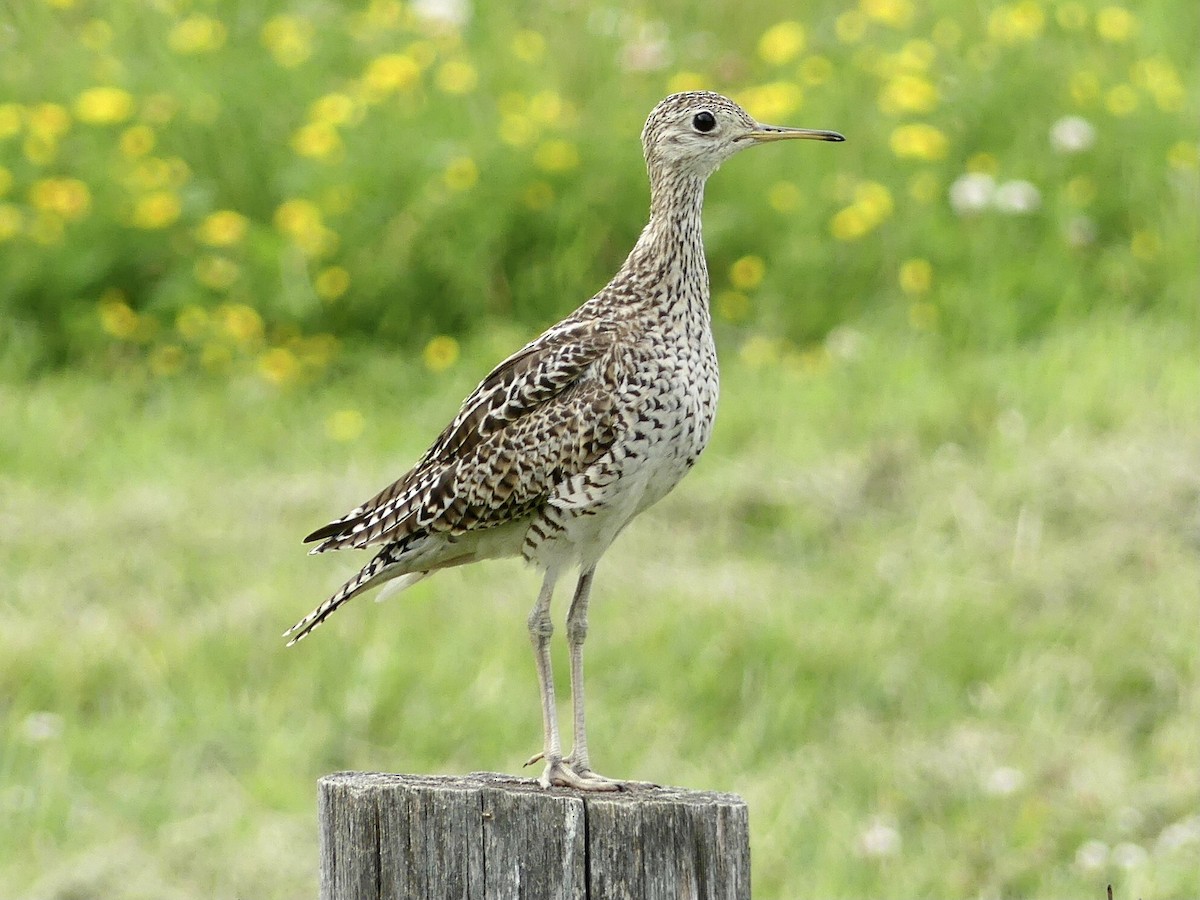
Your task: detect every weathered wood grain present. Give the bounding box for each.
[318,772,749,900]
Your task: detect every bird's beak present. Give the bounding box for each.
[744,124,846,143]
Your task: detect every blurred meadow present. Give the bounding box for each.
[1,0,1198,897]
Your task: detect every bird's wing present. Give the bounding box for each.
[304,318,623,552]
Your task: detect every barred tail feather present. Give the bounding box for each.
[284,550,427,646]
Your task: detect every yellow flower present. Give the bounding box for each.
[522,181,554,210]
[533,140,579,174]
[131,191,181,229]
[325,409,365,442]
[898,258,932,295]
[799,56,832,86]
[194,255,241,290]
[0,103,22,138]
[1131,57,1185,112]
[716,291,750,322]
[1056,3,1088,29]
[261,15,314,68]
[443,156,478,191]
[1167,141,1198,171]
[861,0,913,27]
[216,303,264,344]
[738,82,803,122]
[830,181,893,241]
[758,21,806,65]
[142,93,179,125]
[987,2,1045,43]
[28,177,91,221]
[80,18,113,50]
[362,54,420,100]
[729,255,766,290]
[99,291,139,339]
[0,204,24,241]
[197,210,249,247]
[529,91,565,124]
[740,334,782,369]
[259,347,300,386]
[175,305,209,340]
[292,122,343,160]
[28,212,65,245]
[867,0,914,27]
[436,60,477,95]
[889,123,949,160]
[830,207,870,241]
[767,181,801,213]
[274,198,322,238]
[966,152,999,174]
[407,41,437,69]
[1069,70,1101,106]
[315,266,351,300]
[511,30,545,63]
[74,86,134,124]
[878,74,939,115]
[274,199,335,256]
[28,103,71,140]
[1104,84,1138,116]
[908,171,940,203]
[298,333,339,368]
[499,113,535,147]
[1130,229,1160,261]
[423,335,459,373]
[119,125,155,158]
[168,15,227,54]
[855,181,894,220]
[201,343,233,373]
[835,11,867,43]
[1096,6,1136,42]
[908,301,938,331]
[1065,176,1096,205]
[149,344,186,377]
[310,93,357,127]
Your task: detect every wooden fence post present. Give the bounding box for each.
[318,771,750,900]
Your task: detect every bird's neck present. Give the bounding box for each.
[621,171,709,300]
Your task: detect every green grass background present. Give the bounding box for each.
[2,0,1198,897]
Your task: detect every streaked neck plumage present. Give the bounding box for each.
[620,167,710,310]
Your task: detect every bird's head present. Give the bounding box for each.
[641,90,844,181]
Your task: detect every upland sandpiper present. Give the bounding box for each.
[287,91,843,791]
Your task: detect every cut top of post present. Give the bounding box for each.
[318,771,750,900]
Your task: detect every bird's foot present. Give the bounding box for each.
[524,752,622,792]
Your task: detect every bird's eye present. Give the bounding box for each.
[692,111,716,133]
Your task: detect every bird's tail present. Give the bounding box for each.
[284,548,428,646]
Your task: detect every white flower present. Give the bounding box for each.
[1050,115,1096,153]
[1075,839,1109,871]
[412,0,470,28]
[21,711,64,742]
[825,325,865,361]
[1156,815,1200,854]
[1066,215,1097,247]
[1112,842,1149,869]
[949,172,995,214]
[858,817,902,858]
[993,179,1042,214]
[984,765,1025,796]
[619,22,671,72]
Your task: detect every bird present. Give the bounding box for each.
[286,90,843,791]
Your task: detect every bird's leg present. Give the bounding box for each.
[526,569,564,785]
[562,565,621,789]
[525,566,620,792]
